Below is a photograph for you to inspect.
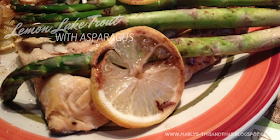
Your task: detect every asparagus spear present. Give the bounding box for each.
[172,26,280,57]
[14,10,104,23]
[176,0,280,7]
[14,0,176,23]
[13,0,280,24]
[20,8,280,37]
[1,26,280,102]
[12,0,280,14]
[11,0,116,13]
[0,52,93,102]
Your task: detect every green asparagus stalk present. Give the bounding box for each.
[12,0,280,14]
[13,0,280,24]
[172,26,280,57]
[11,0,116,13]
[0,52,93,102]
[176,0,280,7]
[14,10,104,23]
[20,8,280,37]
[1,26,280,102]
[14,0,176,23]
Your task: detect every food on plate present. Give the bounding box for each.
[1,25,280,133]
[176,0,280,7]
[14,0,280,24]
[0,27,218,133]
[1,0,280,137]
[12,0,280,14]
[171,26,280,57]
[17,7,280,38]
[3,26,280,102]
[11,0,116,13]
[14,0,177,23]
[0,32,219,133]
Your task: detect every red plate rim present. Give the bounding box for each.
[0,29,280,140]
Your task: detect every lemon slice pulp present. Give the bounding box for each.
[91,26,185,128]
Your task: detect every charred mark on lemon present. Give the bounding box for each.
[156,101,176,111]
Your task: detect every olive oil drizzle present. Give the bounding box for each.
[3,101,45,124]
[173,56,235,115]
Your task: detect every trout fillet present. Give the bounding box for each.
[17,38,109,134]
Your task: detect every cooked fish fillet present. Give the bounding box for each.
[41,73,109,134]
[183,56,221,82]
[17,38,109,134]
[17,37,101,64]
